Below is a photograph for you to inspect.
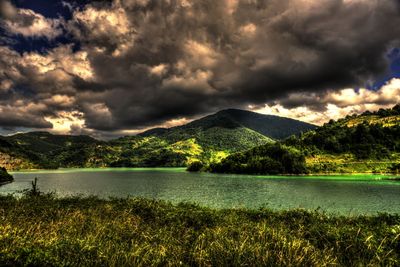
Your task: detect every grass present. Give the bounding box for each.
[306,153,400,174]
[341,115,400,128]
[0,194,399,266]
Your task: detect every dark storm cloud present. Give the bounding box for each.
[0,110,52,128]
[68,0,400,130]
[1,0,400,134]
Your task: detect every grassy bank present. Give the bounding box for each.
[0,195,399,266]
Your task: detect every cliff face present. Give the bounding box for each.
[0,152,36,171]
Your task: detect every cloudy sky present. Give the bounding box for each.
[1,0,400,139]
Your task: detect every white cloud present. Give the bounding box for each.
[326,79,400,107]
[2,5,63,39]
[45,111,85,134]
[162,69,214,93]
[184,40,221,69]
[150,63,169,76]
[69,2,134,55]
[20,45,94,81]
[253,78,400,125]
[239,23,257,37]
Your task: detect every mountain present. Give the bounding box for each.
[141,109,316,141]
[0,109,316,170]
[210,109,316,139]
[0,136,39,170]
[6,132,98,155]
[0,132,99,170]
[208,105,400,174]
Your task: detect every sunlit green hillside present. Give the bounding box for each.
[208,105,400,174]
[0,109,315,170]
[54,126,272,168]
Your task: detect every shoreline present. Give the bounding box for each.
[8,166,400,174]
[9,166,187,174]
[0,180,13,186]
[7,167,399,179]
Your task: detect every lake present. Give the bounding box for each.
[1,168,400,215]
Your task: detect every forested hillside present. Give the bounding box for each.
[0,132,100,170]
[207,105,400,174]
[0,109,314,170]
[140,108,316,140]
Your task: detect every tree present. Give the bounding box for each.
[0,167,13,183]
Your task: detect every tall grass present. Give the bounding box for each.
[0,194,399,266]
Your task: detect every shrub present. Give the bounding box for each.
[187,161,204,172]
[0,167,13,183]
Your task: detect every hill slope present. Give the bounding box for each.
[6,132,97,155]
[141,109,316,141]
[0,133,99,170]
[213,109,316,139]
[208,105,400,174]
[0,109,316,170]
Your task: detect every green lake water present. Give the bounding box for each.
[1,168,400,215]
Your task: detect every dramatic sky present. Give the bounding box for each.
[1,0,400,138]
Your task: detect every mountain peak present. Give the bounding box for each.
[140,108,316,140]
[211,108,316,139]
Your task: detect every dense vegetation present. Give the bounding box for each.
[209,109,316,139]
[0,193,399,266]
[209,143,307,174]
[0,132,99,170]
[0,109,314,170]
[208,105,400,174]
[287,104,400,160]
[0,167,13,184]
[146,109,316,140]
[293,105,400,173]
[2,106,399,173]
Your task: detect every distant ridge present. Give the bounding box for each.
[0,108,316,170]
[140,108,316,140]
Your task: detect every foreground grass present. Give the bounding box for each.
[0,195,399,266]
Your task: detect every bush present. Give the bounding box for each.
[0,167,13,183]
[187,161,204,172]
[210,143,308,175]
[390,163,400,174]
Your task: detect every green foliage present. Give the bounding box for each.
[7,132,97,155]
[0,109,315,170]
[213,109,316,139]
[390,163,400,174]
[283,105,400,173]
[1,106,398,173]
[209,105,400,175]
[210,143,308,174]
[0,167,13,183]
[0,132,99,170]
[0,195,399,266]
[186,161,204,172]
[297,122,400,160]
[0,123,272,170]
[19,178,47,197]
